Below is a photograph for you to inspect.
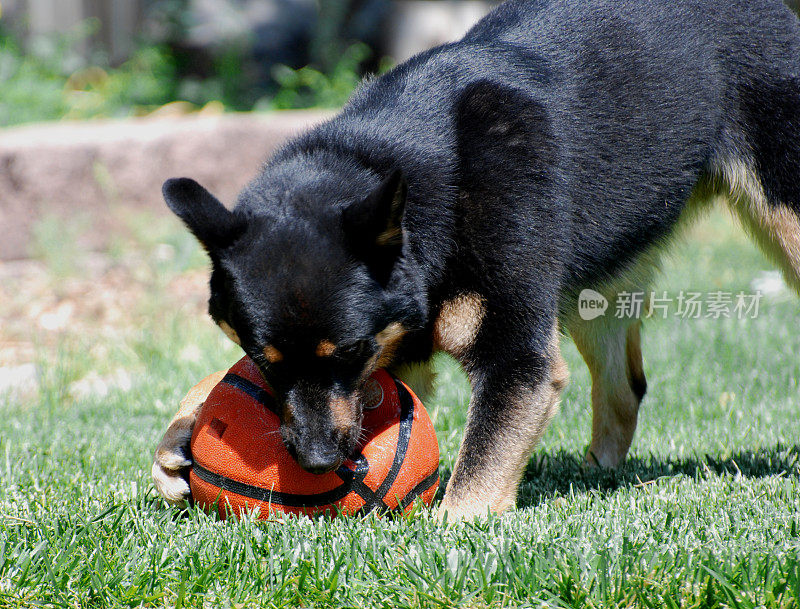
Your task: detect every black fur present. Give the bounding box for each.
[164,0,800,504]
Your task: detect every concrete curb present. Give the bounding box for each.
[0,110,332,260]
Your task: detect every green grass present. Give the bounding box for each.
[1,207,799,607]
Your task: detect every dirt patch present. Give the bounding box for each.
[0,249,207,366]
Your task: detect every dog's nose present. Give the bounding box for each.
[297,448,341,475]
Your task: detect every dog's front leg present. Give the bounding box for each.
[151,370,226,505]
[438,322,568,520]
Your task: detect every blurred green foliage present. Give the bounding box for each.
[0,24,180,126]
[267,42,372,111]
[0,22,374,127]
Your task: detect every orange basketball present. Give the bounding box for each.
[187,356,440,518]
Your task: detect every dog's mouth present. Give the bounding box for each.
[256,363,365,474]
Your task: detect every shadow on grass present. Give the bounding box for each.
[157,445,799,517]
[510,444,800,508]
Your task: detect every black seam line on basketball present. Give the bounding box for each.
[373,378,415,500]
[396,470,440,512]
[221,373,279,415]
[350,479,388,512]
[354,470,439,516]
[192,462,355,508]
[334,455,387,509]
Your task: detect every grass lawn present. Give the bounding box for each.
[0,205,798,608]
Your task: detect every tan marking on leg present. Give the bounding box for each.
[263,345,283,364]
[625,321,647,399]
[315,340,337,358]
[556,173,726,469]
[433,293,486,358]
[155,416,195,470]
[176,370,226,416]
[569,317,644,468]
[718,157,800,292]
[439,326,567,519]
[557,177,728,468]
[218,321,241,345]
[151,460,191,504]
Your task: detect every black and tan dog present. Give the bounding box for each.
[152,0,800,519]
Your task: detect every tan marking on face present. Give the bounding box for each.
[329,395,357,435]
[315,340,337,358]
[360,352,382,384]
[375,322,407,369]
[439,324,567,520]
[282,400,296,427]
[433,293,486,358]
[355,322,408,382]
[263,345,283,364]
[376,321,405,347]
[218,321,241,345]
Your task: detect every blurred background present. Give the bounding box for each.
[0,0,498,125]
[0,0,497,261]
[1,0,798,128]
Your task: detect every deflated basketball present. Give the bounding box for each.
[188,356,440,518]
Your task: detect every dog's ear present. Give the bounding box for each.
[162,178,244,250]
[342,169,407,282]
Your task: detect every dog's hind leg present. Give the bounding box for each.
[718,157,800,295]
[717,73,800,294]
[569,317,647,468]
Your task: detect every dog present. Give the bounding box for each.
[152,0,800,519]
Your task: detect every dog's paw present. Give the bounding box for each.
[152,415,195,505]
[152,371,226,506]
[435,497,499,523]
[583,445,627,469]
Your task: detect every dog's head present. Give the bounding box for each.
[163,169,424,473]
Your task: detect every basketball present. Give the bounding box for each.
[187,356,440,518]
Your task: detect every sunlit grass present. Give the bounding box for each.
[0,207,798,607]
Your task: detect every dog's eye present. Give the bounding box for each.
[337,339,376,362]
